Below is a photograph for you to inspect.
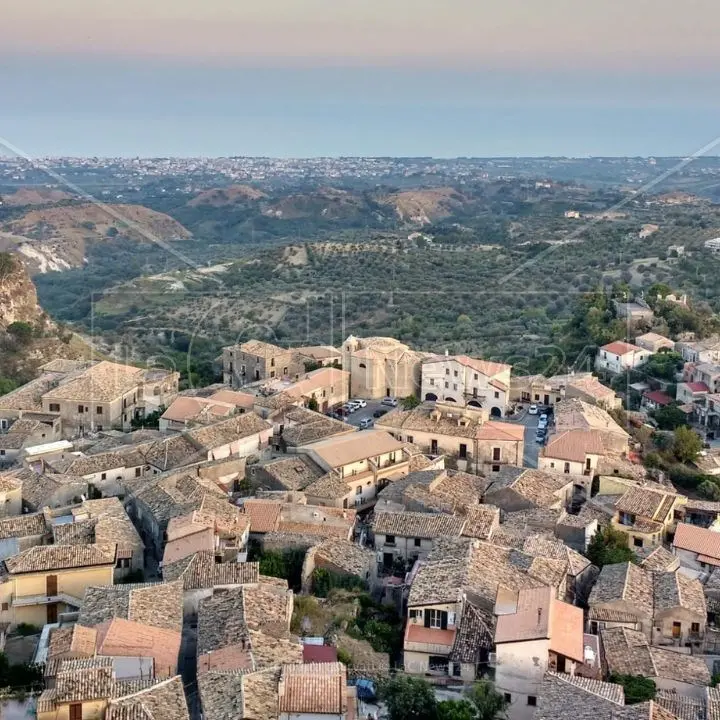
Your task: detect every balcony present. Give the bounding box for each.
[404,623,456,655]
[12,592,83,608]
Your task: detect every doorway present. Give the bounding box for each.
[46,574,57,597]
[47,603,58,624]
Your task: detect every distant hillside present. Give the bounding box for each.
[0,203,192,273]
[0,187,75,206]
[260,187,378,221]
[187,184,267,207]
[380,187,468,225]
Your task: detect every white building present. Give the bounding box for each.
[421,355,512,417]
[595,341,652,374]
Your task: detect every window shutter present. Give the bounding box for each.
[424,610,431,628]
[448,611,455,627]
[441,611,448,630]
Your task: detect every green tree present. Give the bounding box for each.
[438,700,477,720]
[0,377,17,396]
[673,426,703,464]
[130,408,163,429]
[653,403,688,431]
[586,526,634,568]
[0,252,16,280]
[307,396,319,412]
[699,480,720,501]
[382,676,438,720]
[465,679,507,720]
[609,674,656,704]
[401,394,421,410]
[6,321,34,345]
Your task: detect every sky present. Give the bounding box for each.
[2,0,720,157]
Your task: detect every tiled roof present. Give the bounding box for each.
[303,470,351,500]
[95,617,182,678]
[554,398,630,439]
[372,510,465,539]
[616,485,679,521]
[567,375,618,402]
[376,403,480,439]
[655,690,706,720]
[674,522,720,562]
[278,407,352,447]
[43,361,145,402]
[542,429,605,463]
[199,670,247,719]
[601,626,711,685]
[644,390,674,406]
[3,542,116,573]
[257,455,325,491]
[238,339,288,356]
[653,571,706,616]
[79,581,183,632]
[535,671,626,720]
[160,396,235,424]
[54,657,115,703]
[185,412,272,451]
[461,505,500,540]
[242,499,282,532]
[311,538,375,578]
[637,545,680,572]
[708,687,720,720]
[279,662,347,715]
[522,534,592,576]
[449,603,494,663]
[601,341,644,356]
[161,551,259,590]
[0,512,46,540]
[588,562,653,617]
[107,675,190,720]
[48,624,98,660]
[488,467,576,508]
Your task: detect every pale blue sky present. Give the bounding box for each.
[1,1,719,157]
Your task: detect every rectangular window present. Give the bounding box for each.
[385,535,395,546]
[407,436,413,444]
[504,693,511,703]
[473,373,478,380]
[691,622,700,633]
[453,370,458,377]
[492,465,500,472]
[453,383,457,390]
[270,370,275,378]
[528,696,537,707]
[49,403,60,412]
[429,609,442,629]
[564,462,570,473]
[271,358,275,367]
[355,485,362,495]
[1,602,8,611]
[414,538,422,547]
[431,440,438,454]
[492,447,501,461]
[0,450,4,456]
[135,467,141,477]
[494,391,500,398]
[459,443,467,459]
[444,381,449,389]
[634,537,644,548]
[77,404,84,413]
[445,368,450,375]
[96,405,103,414]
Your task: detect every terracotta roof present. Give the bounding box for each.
[311,538,375,578]
[43,361,151,403]
[3,542,116,574]
[487,467,576,508]
[567,376,618,402]
[685,381,710,393]
[372,510,465,539]
[534,672,626,720]
[242,499,282,532]
[475,420,524,442]
[303,644,338,663]
[279,662,347,715]
[185,413,272,451]
[54,657,115,703]
[495,586,584,662]
[160,396,235,424]
[554,398,630,439]
[257,455,325,491]
[655,689,706,720]
[95,617,182,678]
[543,429,605,463]
[521,534,592,576]
[644,390,673,406]
[208,389,257,409]
[238,339,288,357]
[601,341,644,356]
[673,522,720,563]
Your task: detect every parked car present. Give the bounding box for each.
[350,398,367,408]
[528,404,538,415]
[538,417,548,430]
[347,401,361,410]
[342,404,357,414]
[535,432,547,444]
[359,418,373,429]
[373,408,389,418]
[381,397,398,407]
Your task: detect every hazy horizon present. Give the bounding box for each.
[3,1,720,157]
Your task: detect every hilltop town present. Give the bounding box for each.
[1,306,720,719]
